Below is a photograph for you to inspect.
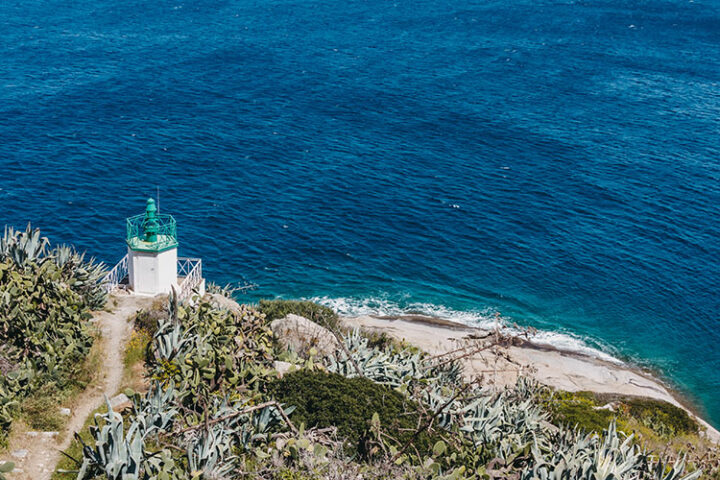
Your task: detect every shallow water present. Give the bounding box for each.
[1,0,718,425]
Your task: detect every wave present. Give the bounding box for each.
[310,296,624,365]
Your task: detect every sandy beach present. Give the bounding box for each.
[342,314,720,443]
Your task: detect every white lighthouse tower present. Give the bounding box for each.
[126,198,179,295]
[102,198,205,301]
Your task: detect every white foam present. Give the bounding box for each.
[310,296,625,365]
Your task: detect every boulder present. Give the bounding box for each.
[270,314,339,357]
[109,393,130,408]
[273,360,295,377]
[207,293,242,312]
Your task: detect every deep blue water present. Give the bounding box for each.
[1,0,719,425]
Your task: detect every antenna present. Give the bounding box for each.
[156,186,160,213]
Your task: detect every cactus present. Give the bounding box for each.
[0,226,105,441]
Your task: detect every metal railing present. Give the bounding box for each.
[177,257,203,302]
[100,254,202,300]
[126,213,178,252]
[102,254,128,293]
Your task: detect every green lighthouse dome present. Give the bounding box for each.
[126,198,178,253]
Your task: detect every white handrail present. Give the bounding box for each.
[102,254,128,293]
[177,257,202,302]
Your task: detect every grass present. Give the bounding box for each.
[21,385,66,431]
[51,403,108,479]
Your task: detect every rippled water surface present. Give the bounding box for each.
[1,0,719,424]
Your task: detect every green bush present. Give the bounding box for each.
[259,300,339,331]
[268,369,433,458]
[542,390,615,433]
[132,299,168,336]
[542,390,700,439]
[624,398,698,437]
[0,226,106,443]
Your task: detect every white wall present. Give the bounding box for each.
[128,247,178,295]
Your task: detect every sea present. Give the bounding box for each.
[1,0,718,426]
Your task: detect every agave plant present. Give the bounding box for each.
[76,399,146,480]
[131,381,178,435]
[0,225,48,267]
[53,245,108,309]
[326,329,431,388]
[521,422,703,480]
[185,424,236,478]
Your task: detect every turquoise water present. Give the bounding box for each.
[1,0,718,425]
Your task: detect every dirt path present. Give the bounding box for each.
[4,292,156,479]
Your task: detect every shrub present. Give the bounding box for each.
[132,299,168,336]
[268,369,434,458]
[542,390,700,440]
[259,300,339,331]
[624,398,698,437]
[542,390,615,433]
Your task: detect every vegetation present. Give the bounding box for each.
[543,390,615,433]
[624,397,699,437]
[269,369,435,457]
[52,403,109,480]
[541,389,700,439]
[58,292,714,480]
[0,225,107,445]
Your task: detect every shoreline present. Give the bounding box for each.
[343,313,720,443]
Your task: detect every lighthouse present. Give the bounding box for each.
[109,198,204,300]
[126,198,178,295]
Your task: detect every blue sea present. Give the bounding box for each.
[1,0,719,425]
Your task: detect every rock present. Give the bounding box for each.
[59,407,71,416]
[593,402,619,412]
[273,361,295,377]
[207,293,241,312]
[41,431,58,437]
[270,314,339,357]
[25,431,38,437]
[11,449,28,459]
[109,393,130,408]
